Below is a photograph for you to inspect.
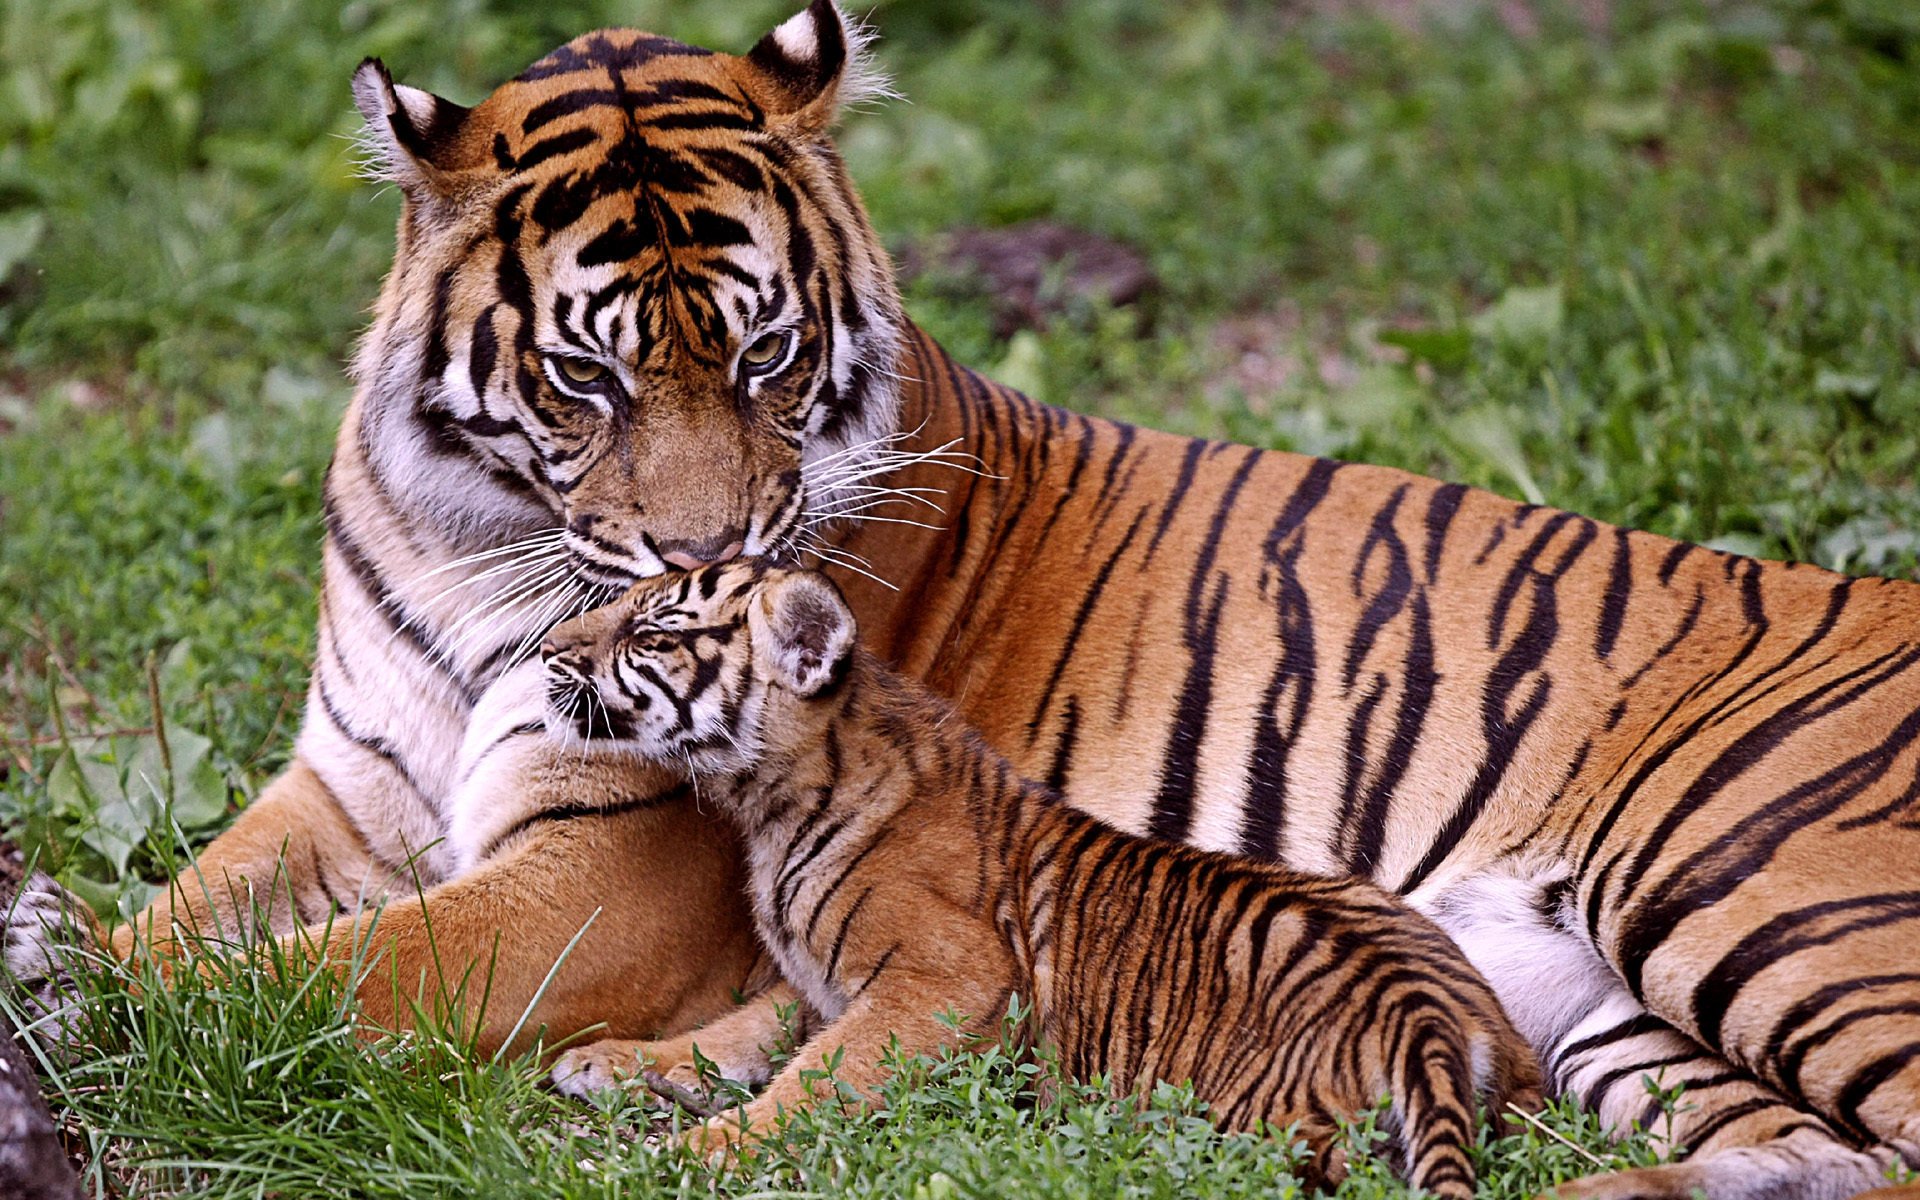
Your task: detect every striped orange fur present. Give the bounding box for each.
[538,562,1542,1196]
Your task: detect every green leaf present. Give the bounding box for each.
[44,754,93,819]
[1377,327,1471,371]
[988,330,1047,402]
[1470,284,1564,349]
[168,728,231,830]
[81,753,159,878]
[61,873,123,917]
[1447,407,1547,505]
[0,209,47,279]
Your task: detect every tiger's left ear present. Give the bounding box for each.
[739,0,892,135]
[749,571,856,698]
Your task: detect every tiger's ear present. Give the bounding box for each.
[748,571,856,698]
[739,0,892,135]
[351,58,471,203]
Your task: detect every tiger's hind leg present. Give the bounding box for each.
[1546,1007,1899,1200]
[1606,815,1920,1165]
[1424,863,1894,1200]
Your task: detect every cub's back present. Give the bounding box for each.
[1017,801,1540,1178]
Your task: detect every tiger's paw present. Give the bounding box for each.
[3,872,98,1044]
[551,1038,654,1098]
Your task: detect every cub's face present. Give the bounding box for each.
[353,1,903,581]
[541,562,854,773]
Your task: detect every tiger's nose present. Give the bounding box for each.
[659,537,744,571]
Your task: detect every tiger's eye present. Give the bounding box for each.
[740,331,787,370]
[557,356,606,385]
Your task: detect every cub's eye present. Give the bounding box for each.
[739,331,791,375]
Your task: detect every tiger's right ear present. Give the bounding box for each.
[351,58,470,203]
[748,572,856,699]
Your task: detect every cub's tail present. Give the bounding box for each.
[1388,995,1543,1200]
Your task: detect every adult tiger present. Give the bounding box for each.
[12,4,1917,1197]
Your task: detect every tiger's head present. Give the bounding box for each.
[540,561,855,773]
[351,1,903,581]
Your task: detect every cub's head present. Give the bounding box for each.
[541,561,854,771]
[352,1,902,579]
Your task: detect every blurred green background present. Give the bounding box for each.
[1,0,1918,903]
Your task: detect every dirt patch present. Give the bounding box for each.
[902,220,1157,337]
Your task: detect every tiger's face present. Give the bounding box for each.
[352,1,902,582]
[541,561,854,773]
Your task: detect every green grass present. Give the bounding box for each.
[3,0,1919,1193]
[17,913,1671,1198]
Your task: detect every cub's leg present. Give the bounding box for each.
[551,978,807,1098]
[1426,864,1892,1200]
[688,971,1002,1153]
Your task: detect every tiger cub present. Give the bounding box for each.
[539,561,1541,1196]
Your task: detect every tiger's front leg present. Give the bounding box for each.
[280,800,760,1056]
[5,756,763,1059]
[686,970,1000,1154]
[5,758,388,1023]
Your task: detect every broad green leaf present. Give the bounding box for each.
[1377,327,1471,372]
[1471,285,1564,349]
[989,330,1047,402]
[0,209,46,279]
[1447,407,1547,506]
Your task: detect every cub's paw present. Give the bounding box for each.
[674,1108,762,1164]
[3,872,98,1042]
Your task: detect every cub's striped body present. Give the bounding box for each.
[539,563,1542,1198]
[2,4,1909,1197]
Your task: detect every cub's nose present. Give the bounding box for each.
[658,535,744,571]
[538,638,560,661]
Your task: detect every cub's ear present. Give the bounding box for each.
[738,0,893,135]
[351,58,471,204]
[748,571,856,698]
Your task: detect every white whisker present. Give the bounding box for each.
[795,536,897,591]
[803,512,945,532]
[416,530,567,581]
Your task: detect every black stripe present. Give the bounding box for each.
[1146,449,1262,843]
[1237,458,1341,860]
[478,788,681,860]
[1026,510,1147,740]
[1596,526,1632,660]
